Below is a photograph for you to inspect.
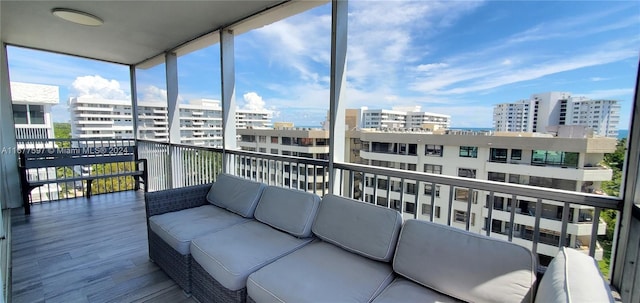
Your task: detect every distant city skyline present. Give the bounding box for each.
[6,1,639,128]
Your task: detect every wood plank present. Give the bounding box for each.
[10,190,195,303]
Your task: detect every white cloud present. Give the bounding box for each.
[409,38,638,96]
[241,92,267,111]
[71,75,128,99]
[140,85,168,103]
[590,77,609,82]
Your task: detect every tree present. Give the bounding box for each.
[598,138,626,277]
[603,138,626,171]
[53,122,71,148]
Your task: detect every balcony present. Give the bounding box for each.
[486,161,613,181]
[1,1,640,302]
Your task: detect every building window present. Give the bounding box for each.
[316,138,329,146]
[271,136,278,143]
[458,168,476,178]
[425,144,443,156]
[407,163,416,171]
[454,210,467,223]
[423,183,440,197]
[391,199,401,211]
[405,202,416,214]
[424,164,442,174]
[454,188,477,203]
[270,149,278,154]
[299,138,314,146]
[282,137,292,145]
[421,204,434,217]
[12,104,28,124]
[29,105,45,124]
[531,150,579,168]
[511,149,522,160]
[490,148,507,163]
[259,147,266,153]
[376,196,388,207]
[258,136,267,143]
[405,183,417,195]
[459,146,477,158]
[488,172,506,182]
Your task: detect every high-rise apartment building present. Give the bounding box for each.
[493,92,620,138]
[236,122,616,260]
[351,129,615,260]
[11,82,59,202]
[70,97,272,146]
[355,106,451,130]
[237,127,330,196]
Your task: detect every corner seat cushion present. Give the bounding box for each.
[393,220,537,303]
[312,194,402,262]
[535,247,614,303]
[190,220,313,291]
[372,278,463,303]
[254,186,321,238]
[247,241,394,303]
[148,205,249,255]
[206,174,266,218]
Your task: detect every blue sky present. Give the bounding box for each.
[7,0,640,128]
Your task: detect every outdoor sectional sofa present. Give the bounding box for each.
[145,173,614,303]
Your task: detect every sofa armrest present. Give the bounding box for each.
[145,183,211,217]
[535,247,614,303]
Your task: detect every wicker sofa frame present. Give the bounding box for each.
[145,183,212,293]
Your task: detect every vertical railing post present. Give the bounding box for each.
[328,0,348,195]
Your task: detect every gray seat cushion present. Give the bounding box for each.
[393,220,537,303]
[312,194,402,262]
[247,241,394,303]
[148,205,248,255]
[372,278,462,303]
[254,186,321,238]
[535,247,614,303]
[206,173,266,218]
[191,220,313,291]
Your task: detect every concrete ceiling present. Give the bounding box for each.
[1,0,317,66]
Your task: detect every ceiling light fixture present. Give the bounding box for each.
[52,8,103,26]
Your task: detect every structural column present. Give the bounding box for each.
[220,29,237,174]
[166,52,180,144]
[0,44,21,209]
[328,0,348,194]
[129,65,139,141]
[165,52,182,188]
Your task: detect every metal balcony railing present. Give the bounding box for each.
[16,138,140,203]
[136,139,622,268]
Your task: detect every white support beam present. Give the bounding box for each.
[165,52,182,188]
[0,44,21,209]
[129,65,139,140]
[166,52,180,144]
[220,29,237,174]
[328,0,348,195]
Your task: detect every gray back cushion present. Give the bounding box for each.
[535,247,614,303]
[394,220,537,303]
[206,174,266,218]
[254,186,321,238]
[312,194,402,262]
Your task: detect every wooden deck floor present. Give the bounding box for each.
[10,190,195,303]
